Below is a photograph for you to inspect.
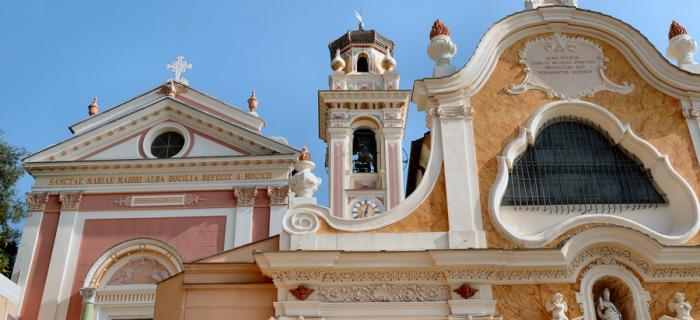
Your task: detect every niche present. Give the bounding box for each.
[592,276,636,320]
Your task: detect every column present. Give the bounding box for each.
[432,93,486,249]
[79,287,97,320]
[328,125,351,218]
[37,191,83,320]
[234,188,257,247]
[267,186,289,237]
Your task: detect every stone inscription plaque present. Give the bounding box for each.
[507,33,633,99]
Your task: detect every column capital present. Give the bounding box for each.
[59,191,84,211]
[80,287,97,304]
[26,192,50,212]
[267,186,289,206]
[234,187,257,207]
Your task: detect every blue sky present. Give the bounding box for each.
[1,0,699,208]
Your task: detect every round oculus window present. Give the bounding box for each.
[150,131,185,158]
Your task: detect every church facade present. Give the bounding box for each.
[12,1,700,319]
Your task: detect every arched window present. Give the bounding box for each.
[356,55,369,73]
[352,129,377,173]
[502,117,665,213]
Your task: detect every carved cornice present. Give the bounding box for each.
[234,187,257,207]
[59,191,83,211]
[267,186,289,206]
[265,244,700,286]
[26,192,50,212]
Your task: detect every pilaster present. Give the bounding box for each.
[382,127,405,208]
[328,127,351,217]
[430,91,486,249]
[234,187,257,247]
[268,186,289,237]
[38,191,84,320]
[13,192,48,311]
[682,97,700,166]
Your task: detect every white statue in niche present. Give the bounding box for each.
[546,292,569,320]
[663,291,694,320]
[596,288,622,320]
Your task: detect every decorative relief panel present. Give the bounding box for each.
[107,258,170,285]
[507,33,634,99]
[111,194,203,207]
[318,284,450,303]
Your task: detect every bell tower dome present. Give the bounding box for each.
[318,21,411,218]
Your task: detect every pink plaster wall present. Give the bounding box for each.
[252,189,270,242]
[65,216,226,320]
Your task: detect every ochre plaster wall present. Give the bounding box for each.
[493,283,582,319]
[154,273,185,320]
[646,282,700,319]
[470,33,700,248]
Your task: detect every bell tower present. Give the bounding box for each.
[318,20,411,218]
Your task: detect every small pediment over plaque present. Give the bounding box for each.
[507,33,634,99]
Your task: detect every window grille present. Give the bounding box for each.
[501,117,665,213]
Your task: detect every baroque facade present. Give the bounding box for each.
[11,1,700,320]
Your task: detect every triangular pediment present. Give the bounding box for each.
[25,97,298,163]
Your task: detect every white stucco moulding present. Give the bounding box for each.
[282,116,444,235]
[489,100,700,247]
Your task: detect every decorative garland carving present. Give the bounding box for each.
[318,284,449,303]
[26,192,50,212]
[59,191,83,211]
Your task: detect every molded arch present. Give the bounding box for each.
[489,100,700,247]
[83,237,184,289]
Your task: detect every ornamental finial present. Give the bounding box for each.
[247,90,259,114]
[430,19,450,40]
[88,97,99,116]
[166,56,192,86]
[669,20,688,40]
[299,146,312,161]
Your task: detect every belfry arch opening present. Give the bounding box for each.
[352,128,378,173]
[356,54,369,73]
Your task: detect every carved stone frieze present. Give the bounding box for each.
[318,284,450,303]
[26,192,50,212]
[289,285,315,301]
[268,186,290,206]
[59,191,83,211]
[234,187,257,207]
[111,194,203,208]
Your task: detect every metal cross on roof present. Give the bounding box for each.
[166,56,192,86]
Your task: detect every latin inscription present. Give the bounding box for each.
[47,172,274,186]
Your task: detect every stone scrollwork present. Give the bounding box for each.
[429,105,473,119]
[682,108,700,120]
[506,33,634,99]
[318,284,449,303]
[282,209,320,235]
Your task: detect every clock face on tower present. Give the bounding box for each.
[351,199,381,219]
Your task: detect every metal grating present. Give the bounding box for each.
[501,117,665,213]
